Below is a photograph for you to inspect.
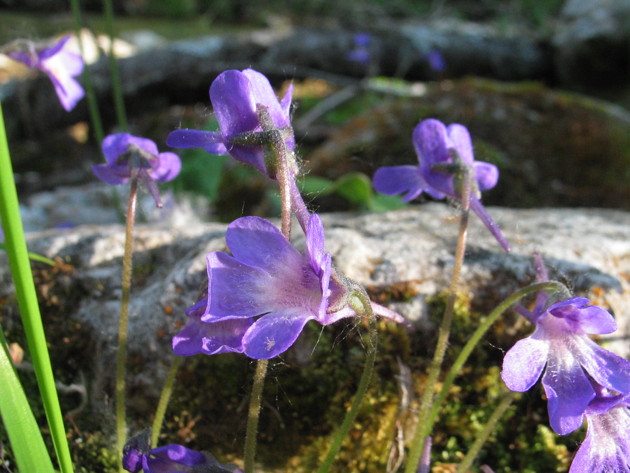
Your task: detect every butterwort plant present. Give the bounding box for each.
[501,257,630,435]
[173,213,405,359]
[123,431,243,473]
[92,132,181,463]
[373,118,510,251]
[167,68,294,178]
[1,35,84,111]
[93,133,181,207]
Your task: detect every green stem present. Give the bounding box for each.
[455,391,517,473]
[0,103,74,473]
[404,171,472,473]
[426,281,569,431]
[102,0,128,131]
[243,359,268,473]
[151,356,183,447]
[69,0,105,144]
[315,288,378,473]
[115,178,138,469]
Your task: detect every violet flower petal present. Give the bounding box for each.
[91,163,129,185]
[166,129,227,155]
[548,298,617,335]
[242,68,291,130]
[225,216,299,272]
[414,119,453,195]
[203,251,271,320]
[38,35,71,60]
[572,337,630,394]
[46,68,84,112]
[569,397,630,473]
[501,335,549,392]
[243,310,315,359]
[373,165,443,202]
[446,123,474,165]
[305,214,326,274]
[542,350,595,435]
[172,317,251,356]
[146,444,208,472]
[210,70,269,175]
[151,152,182,182]
[469,195,511,252]
[473,161,499,191]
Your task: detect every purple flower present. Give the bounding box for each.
[172,295,253,356]
[373,118,510,251]
[166,69,293,178]
[122,434,241,473]
[4,35,84,111]
[501,296,630,435]
[347,33,372,65]
[426,49,446,73]
[173,214,405,360]
[92,133,181,207]
[570,392,630,473]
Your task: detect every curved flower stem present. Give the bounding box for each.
[315,288,378,473]
[426,281,569,431]
[404,169,472,473]
[151,355,183,447]
[115,178,138,470]
[455,391,517,473]
[244,358,269,473]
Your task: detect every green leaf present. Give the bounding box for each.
[0,243,56,266]
[333,173,373,206]
[0,329,55,473]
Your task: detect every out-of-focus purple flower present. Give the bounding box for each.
[373,118,509,251]
[501,294,630,435]
[166,69,293,178]
[569,391,630,473]
[426,49,446,72]
[173,214,405,360]
[122,432,242,473]
[3,35,84,111]
[92,133,181,207]
[347,33,372,65]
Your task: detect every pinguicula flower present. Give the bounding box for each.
[569,391,630,473]
[123,431,242,473]
[92,133,181,207]
[426,49,446,73]
[173,214,405,360]
[373,118,510,252]
[347,32,372,65]
[166,69,293,179]
[2,35,84,111]
[501,293,630,435]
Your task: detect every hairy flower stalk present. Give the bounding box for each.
[404,159,473,473]
[92,134,180,469]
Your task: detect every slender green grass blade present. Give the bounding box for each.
[0,243,56,266]
[0,328,55,473]
[0,103,75,473]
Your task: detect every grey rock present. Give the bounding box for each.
[553,0,630,90]
[1,204,628,412]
